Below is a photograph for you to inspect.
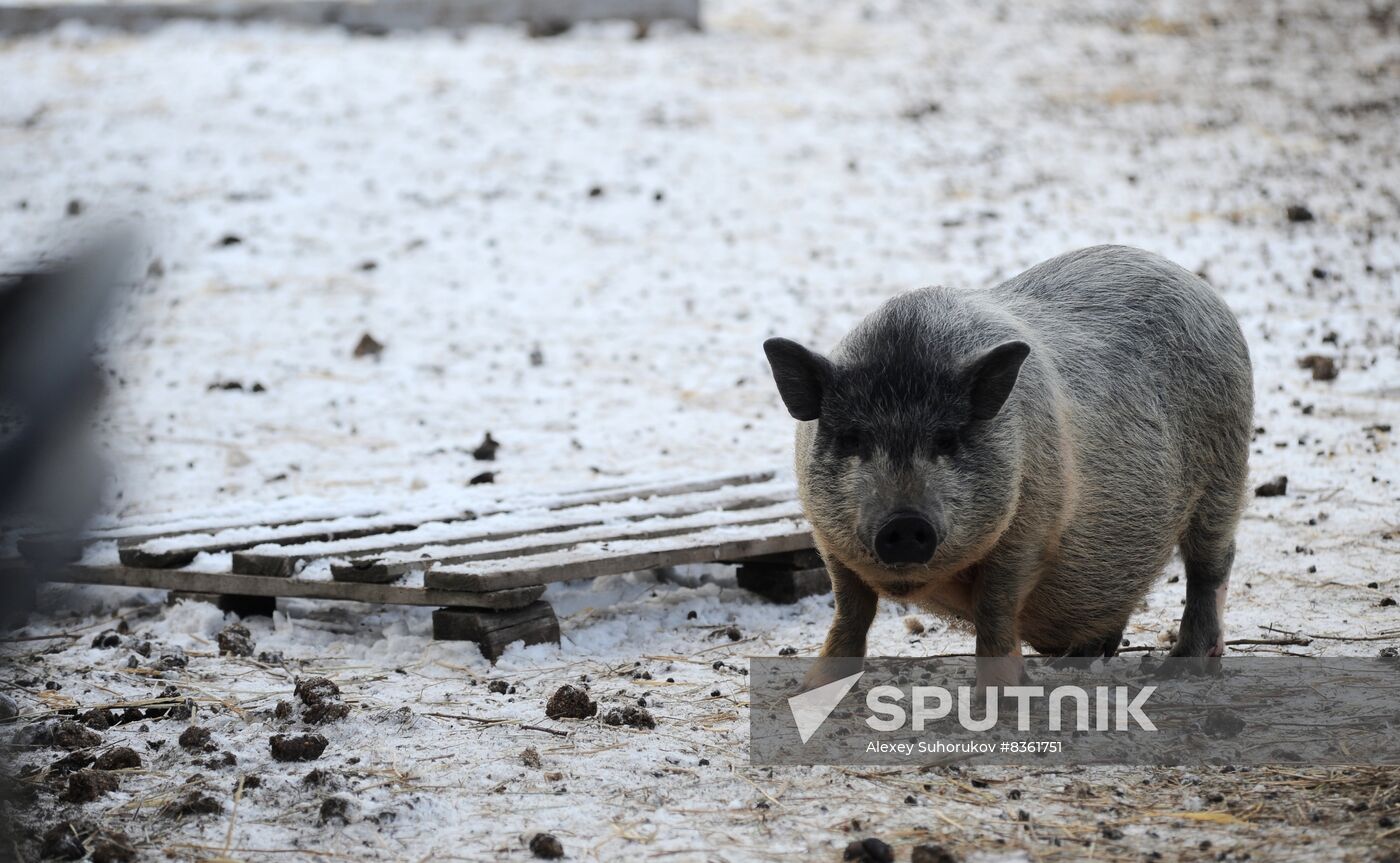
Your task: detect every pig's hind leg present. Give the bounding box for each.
[1171,509,1237,658]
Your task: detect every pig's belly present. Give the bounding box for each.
[1018,539,1179,653]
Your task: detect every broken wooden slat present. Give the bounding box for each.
[325,497,800,583]
[229,473,785,577]
[424,519,814,593]
[14,564,545,610]
[431,601,560,661]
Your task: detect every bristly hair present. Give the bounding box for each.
[820,289,989,467]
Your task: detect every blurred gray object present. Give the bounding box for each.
[0,233,131,627]
[0,0,701,37]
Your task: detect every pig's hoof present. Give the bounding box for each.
[1168,633,1223,659]
[973,656,1028,691]
[799,658,864,693]
[1156,653,1223,679]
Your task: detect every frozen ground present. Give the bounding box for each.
[2,0,1399,860]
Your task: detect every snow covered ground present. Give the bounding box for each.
[2,0,1398,860]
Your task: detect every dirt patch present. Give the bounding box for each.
[89,831,136,863]
[217,622,255,657]
[91,630,123,648]
[294,677,340,703]
[161,789,224,818]
[528,832,564,859]
[844,837,894,862]
[94,747,142,771]
[145,685,191,720]
[81,708,114,730]
[602,705,656,730]
[320,796,355,825]
[52,720,102,751]
[473,432,500,461]
[155,647,187,670]
[178,726,216,752]
[302,768,335,787]
[199,750,238,769]
[296,676,350,724]
[352,333,383,358]
[48,750,94,774]
[910,844,958,863]
[40,821,89,860]
[1297,354,1339,381]
[270,733,328,762]
[1285,204,1314,222]
[62,769,119,803]
[545,685,596,720]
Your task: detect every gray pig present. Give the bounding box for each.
[764,246,1252,683]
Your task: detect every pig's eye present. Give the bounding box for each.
[932,430,960,457]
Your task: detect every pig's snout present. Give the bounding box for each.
[874,511,939,566]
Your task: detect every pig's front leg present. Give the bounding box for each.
[802,558,877,691]
[972,567,1026,690]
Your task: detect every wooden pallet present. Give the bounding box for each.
[2,472,823,660]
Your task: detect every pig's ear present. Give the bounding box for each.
[763,337,833,421]
[966,340,1030,421]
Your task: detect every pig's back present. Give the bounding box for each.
[989,245,1252,449]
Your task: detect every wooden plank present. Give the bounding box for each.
[116,512,465,569]
[235,510,613,577]
[517,471,775,510]
[0,0,701,37]
[10,564,545,610]
[16,506,385,562]
[229,473,784,577]
[424,521,814,592]
[432,601,560,660]
[324,496,798,582]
